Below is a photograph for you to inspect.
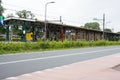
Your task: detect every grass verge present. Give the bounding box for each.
[0,40,120,55]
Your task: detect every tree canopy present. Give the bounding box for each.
[117,32,120,34]
[83,22,101,30]
[0,0,4,16]
[16,10,35,19]
[6,13,14,18]
[104,28,112,33]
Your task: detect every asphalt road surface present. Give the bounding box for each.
[0,46,120,80]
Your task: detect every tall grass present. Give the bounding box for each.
[0,40,120,54]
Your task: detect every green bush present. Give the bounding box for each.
[0,38,21,42]
[12,38,21,42]
[0,40,120,54]
[0,38,5,41]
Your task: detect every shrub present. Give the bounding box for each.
[0,38,5,41]
[0,40,120,54]
[12,38,21,42]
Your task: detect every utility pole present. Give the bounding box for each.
[103,13,105,40]
[60,16,63,24]
[93,13,106,40]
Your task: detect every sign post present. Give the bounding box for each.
[22,26,26,42]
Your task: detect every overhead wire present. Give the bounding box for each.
[3,3,94,25]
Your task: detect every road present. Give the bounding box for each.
[0,46,120,80]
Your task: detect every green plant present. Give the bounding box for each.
[0,40,120,55]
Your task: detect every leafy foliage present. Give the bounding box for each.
[12,25,22,36]
[0,40,120,54]
[0,0,4,16]
[6,13,14,18]
[16,10,35,19]
[117,32,120,34]
[104,28,112,32]
[0,26,5,34]
[84,22,101,30]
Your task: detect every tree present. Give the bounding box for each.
[104,28,112,32]
[117,32,120,34]
[12,25,22,36]
[0,26,5,34]
[0,0,5,34]
[6,13,14,18]
[84,22,101,30]
[80,26,84,28]
[16,10,35,19]
[0,0,4,16]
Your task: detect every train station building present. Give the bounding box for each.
[3,17,120,42]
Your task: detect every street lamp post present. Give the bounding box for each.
[103,13,105,40]
[44,1,55,40]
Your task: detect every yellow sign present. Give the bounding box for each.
[26,32,33,41]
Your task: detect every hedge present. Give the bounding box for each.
[0,40,120,54]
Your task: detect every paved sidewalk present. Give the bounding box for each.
[5,53,120,80]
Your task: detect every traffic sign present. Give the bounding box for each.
[0,16,4,21]
[0,21,3,25]
[0,16,4,25]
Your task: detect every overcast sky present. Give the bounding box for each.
[2,0,120,32]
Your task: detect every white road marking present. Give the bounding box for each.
[0,48,119,65]
[44,69,53,72]
[21,74,31,76]
[5,77,17,80]
[53,67,63,70]
[61,65,69,68]
[33,71,43,74]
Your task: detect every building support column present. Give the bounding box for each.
[6,25,10,41]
